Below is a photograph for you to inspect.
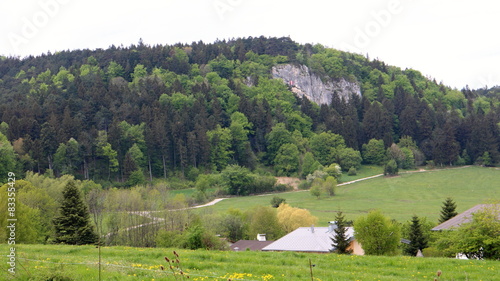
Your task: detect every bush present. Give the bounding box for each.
[323,163,342,180]
[156,230,183,248]
[306,169,327,183]
[270,196,286,208]
[347,166,357,176]
[186,166,200,181]
[322,176,336,196]
[298,180,311,190]
[310,185,321,199]
[126,170,145,186]
[384,160,398,176]
[249,175,277,194]
[221,165,254,196]
[273,183,289,192]
[192,190,208,204]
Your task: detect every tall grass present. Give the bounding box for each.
[2,244,499,280]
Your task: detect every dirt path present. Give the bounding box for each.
[337,174,384,186]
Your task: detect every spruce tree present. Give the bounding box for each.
[439,197,458,223]
[331,211,352,254]
[53,181,98,245]
[404,215,428,256]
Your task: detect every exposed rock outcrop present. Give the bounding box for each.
[271,64,361,105]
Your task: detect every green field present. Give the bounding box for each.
[2,244,499,281]
[208,166,500,224]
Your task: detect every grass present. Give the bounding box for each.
[2,244,499,281]
[208,166,500,224]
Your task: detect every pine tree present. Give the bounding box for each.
[439,197,458,223]
[404,215,428,256]
[331,211,352,254]
[53,181,98,245]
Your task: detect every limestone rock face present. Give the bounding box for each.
[271,64,361,105]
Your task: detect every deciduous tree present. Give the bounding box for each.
[354,210,401,256]
[277,203,318,233]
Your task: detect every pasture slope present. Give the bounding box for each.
[208,166,500,224]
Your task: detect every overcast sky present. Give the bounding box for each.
[1,0,499,89]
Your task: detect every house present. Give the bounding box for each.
[432,204,500,231]
[230,234,275,251]
[432,204,500,259]
[262,222,364,255]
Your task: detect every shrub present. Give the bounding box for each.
[271,196,286,208]
[310,185,321,199]
[249,175,277,194]
[220,165,254,196]
[298,180,311,190]
[384,159,398,176]
[156,230,183,248]
[323,163,342,180]
[126,170,145,186]
[347,166,357,176]
[273,183,289,192]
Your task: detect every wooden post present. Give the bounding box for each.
[309,258,314,281]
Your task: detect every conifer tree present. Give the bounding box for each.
[404,215,428,256]
[439,197,458,223]
[331,211,352,254]
[53,181,98,245]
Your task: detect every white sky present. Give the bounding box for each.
[1,0,499,89]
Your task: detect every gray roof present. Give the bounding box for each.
[262,226,354,253]
[230,240,275,251]
[432,204,500,231]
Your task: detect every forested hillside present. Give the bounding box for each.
[0,36,499,184]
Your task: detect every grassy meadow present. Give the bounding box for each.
[208,166,500,224]
[2,244,499,281]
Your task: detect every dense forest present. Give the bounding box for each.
[0,36,499,186]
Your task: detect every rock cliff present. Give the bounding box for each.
[271,64,361,105]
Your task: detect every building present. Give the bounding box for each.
[432,204,500,231]
[432,204,500,259]
[261,223,364,255]
[230,234,275,251]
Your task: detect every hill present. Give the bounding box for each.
[0,37,499,249]
[0,36,499,184]
[2,243,499,280]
